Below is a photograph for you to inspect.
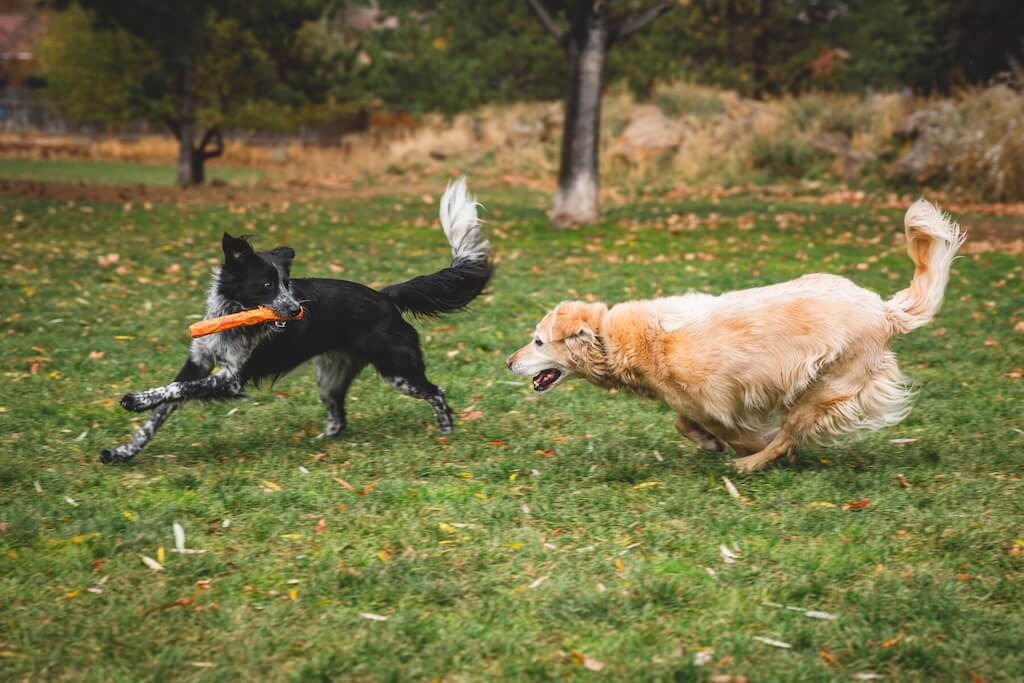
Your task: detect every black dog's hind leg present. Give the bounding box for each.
[385,375,454,435]
[369,321,454,434]
[101,356,212,463]
[314,352,364,438]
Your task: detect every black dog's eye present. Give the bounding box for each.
[263,281,273,289]
[534,338,543,347]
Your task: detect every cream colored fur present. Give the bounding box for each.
[507,200,964,472]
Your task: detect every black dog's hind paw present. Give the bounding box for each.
[120,393,148,412]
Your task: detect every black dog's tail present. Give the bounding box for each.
[382,177,493,317]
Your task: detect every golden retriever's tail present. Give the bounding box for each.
[885,199,965,334]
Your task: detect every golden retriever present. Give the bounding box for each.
[506,200,964,473]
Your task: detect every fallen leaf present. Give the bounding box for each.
[571,652,606,672]
[842,498,871,511]
[261,480,281,492]
[333,477,354,491]
[288,589,298,601]
[63,588,82,600]
[896,474,912,489]
[752,636,792,649]
[722,477,741,499]
[535,449,556,458]
[853,674,884,681]
[889,438,918,445]
[709,676,748,683]
[460,409,484,421]
[968,671,987,683]
[881,633,905,649]
[359,480,378,496]
[807,501,836,508]
[360,612,388,621]
[1015,321,1024,333]
[173,523,186,553]
[315,518,327,534]
[693,650,714,667]
[614,558,625,573]
[528,575,549,589]
[377,549,392,562]
[820,650,839,666]
[156,546,165,563]
[719,544,741,564]
[140,555,164,571]
[633,481,662,490]
[64,496,79,507]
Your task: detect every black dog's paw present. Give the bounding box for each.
[100,447,132,464]
[120,393,147,412]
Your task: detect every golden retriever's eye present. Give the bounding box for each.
[534,338,543,347]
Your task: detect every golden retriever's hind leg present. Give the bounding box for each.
[734,431,795,473]
[727,430,774,457]
[674,415,725,452]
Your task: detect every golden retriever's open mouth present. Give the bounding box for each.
[532,368,562,392]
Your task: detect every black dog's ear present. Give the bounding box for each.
[270,246,295,264]
[222,233,253,264]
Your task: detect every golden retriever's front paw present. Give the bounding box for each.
[733,454,771,473]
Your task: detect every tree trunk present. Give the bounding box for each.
[175,65,198,187]
[552,2,608,227]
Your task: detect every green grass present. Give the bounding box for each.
[1,182,1022,681]
[0,158,262,186]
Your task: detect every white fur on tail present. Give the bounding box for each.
[439,177,490,264]
[886,199,966,334]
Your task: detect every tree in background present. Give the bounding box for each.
[526,0,677,226]
[42,1,322,186]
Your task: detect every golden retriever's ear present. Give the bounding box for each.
[553,301,607,339]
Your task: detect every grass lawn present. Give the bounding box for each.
[1,178,1022,681]
[0,158,262,187]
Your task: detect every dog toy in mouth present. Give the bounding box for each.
[189,306,304,338]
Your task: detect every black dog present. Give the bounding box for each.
[101,178,491,463]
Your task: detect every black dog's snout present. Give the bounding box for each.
[286,304,302,318]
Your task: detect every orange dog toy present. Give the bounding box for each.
[189,306,304,338]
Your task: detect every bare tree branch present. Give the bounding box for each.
[198,127,224,160]
[526,0,565,40]
[615,0,676,40]
[163,117,182,141]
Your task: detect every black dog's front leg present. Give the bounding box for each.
[120,370,242,412]
[101,356,213,463]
